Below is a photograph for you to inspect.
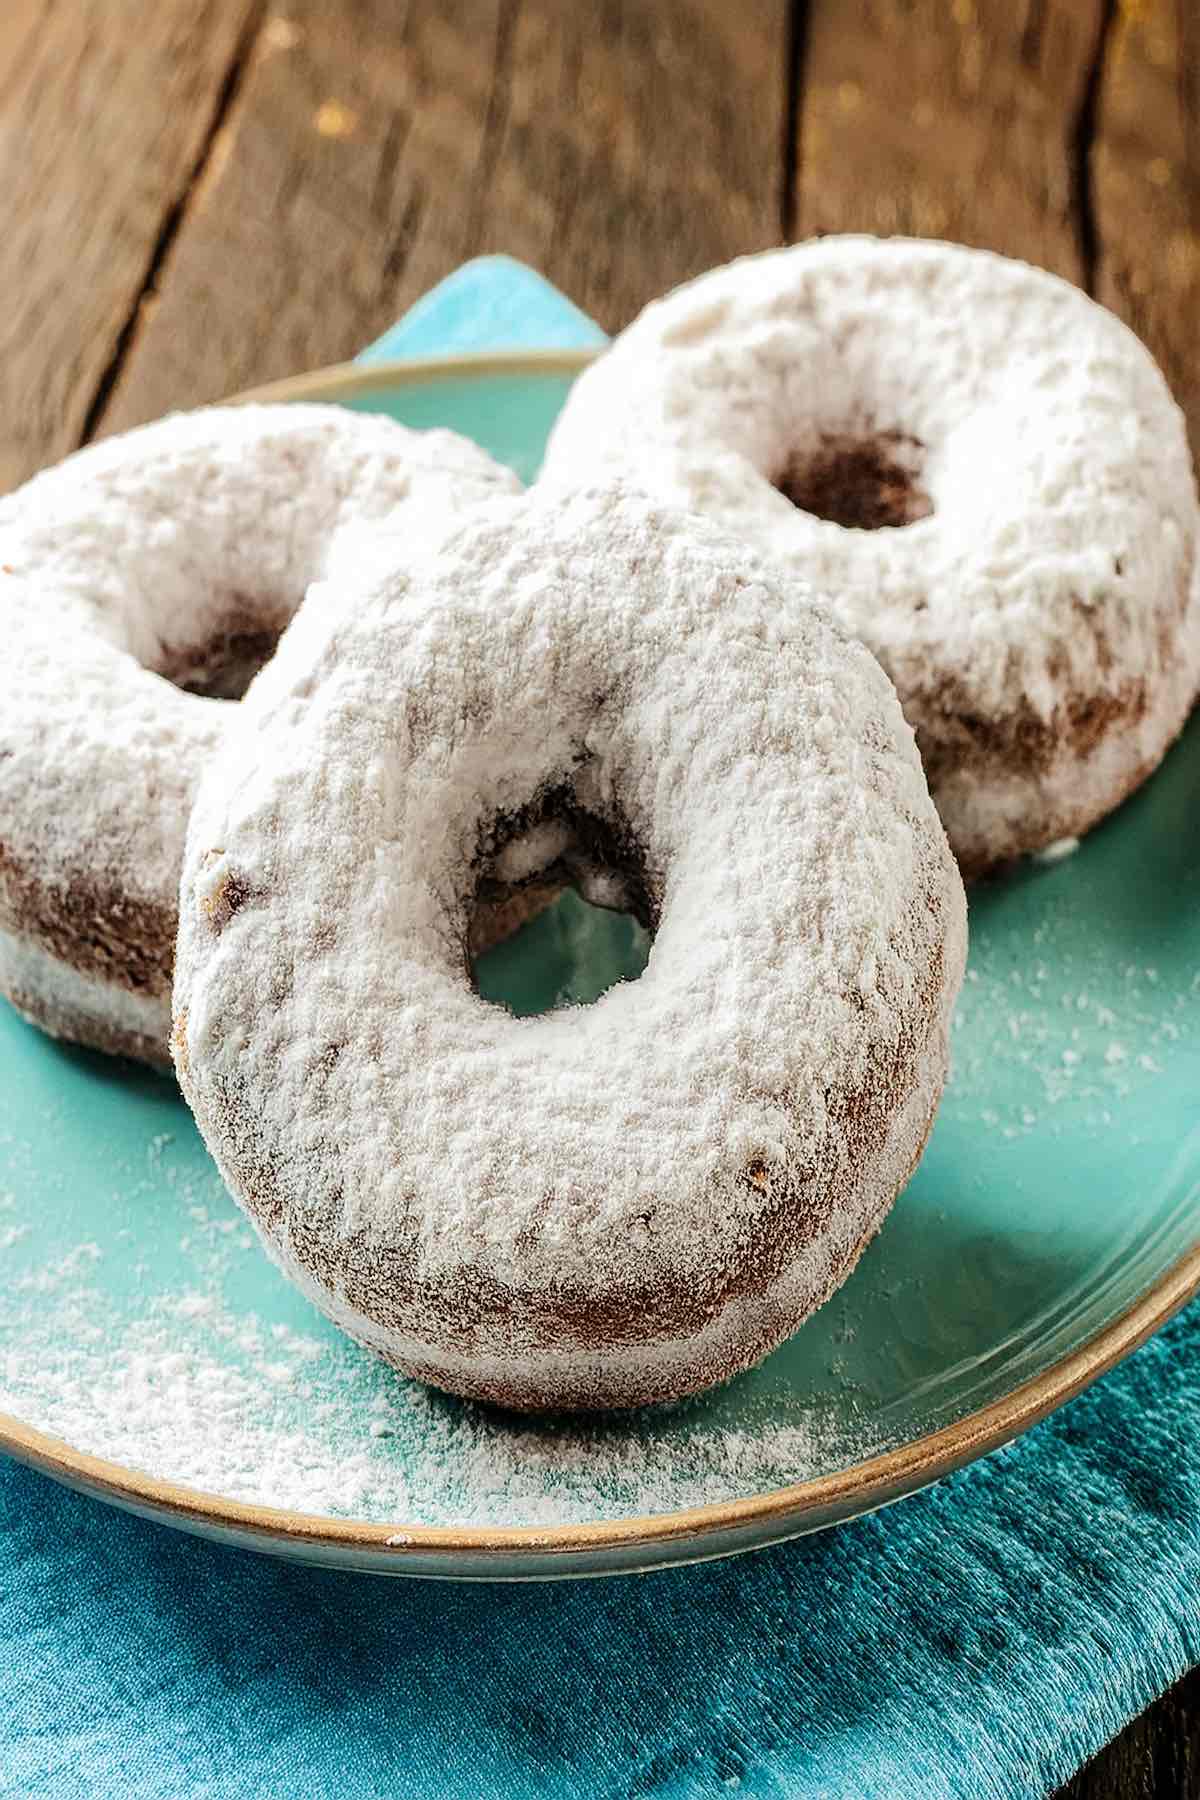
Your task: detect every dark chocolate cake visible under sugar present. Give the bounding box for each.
[469,780,658,969]
[775,430,932,532]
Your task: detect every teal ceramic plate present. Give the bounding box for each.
[3,352,1199,1581]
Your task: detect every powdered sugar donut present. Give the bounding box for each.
[0,404,518,1066]
[542,238,1200,875]
[173,484,967,1412]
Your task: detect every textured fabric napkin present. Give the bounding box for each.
[2,258,1199,1800]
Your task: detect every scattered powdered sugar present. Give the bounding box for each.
[0,1234,862,1526]
[541,237,1200,872]
[0,764,1193,1526]
[1033,836,1081,866]
[951,883,1199,1132]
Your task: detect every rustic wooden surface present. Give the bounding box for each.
[0,0,262,490]
[0,0,1197,1789]
[795,0,1105,278]
[1094,0,1200,466]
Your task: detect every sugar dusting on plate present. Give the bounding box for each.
[0,1153,866,1526]
[1,813,1196,1531]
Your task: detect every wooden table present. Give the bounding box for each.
[0,1,1196,1789]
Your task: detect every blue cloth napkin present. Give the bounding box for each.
[358,254,609,361]
[3,259,1199,1800]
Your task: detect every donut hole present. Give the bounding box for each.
[775,430,933,531]
[469,792,655,1017]
[159,622,286,701]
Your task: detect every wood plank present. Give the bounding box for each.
[1058,1663,1200,1797]
[1093,0,1200,461]
[469,0,787,327]
[0,0,261,490]
[99,0,788,432]
[793,0,1107,281]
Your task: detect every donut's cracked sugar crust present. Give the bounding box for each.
[0,403,519,1065]
[174,484,968,1413]
[541,237,1200,875]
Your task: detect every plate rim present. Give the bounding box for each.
[233,346,598,405]
[5,1242,1197,1568]
[5,348,1199,1574]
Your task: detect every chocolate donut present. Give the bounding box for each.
[173,484,967,1412]
[0,404,518,1064]
[542,238,1200,875]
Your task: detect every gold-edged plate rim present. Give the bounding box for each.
[234,346,598,406]
[4,1241,1197,1575]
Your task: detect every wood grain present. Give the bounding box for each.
[0,0,261,491]
[1059,1662,1200,1797]
[792,0,1108,280]
[1093,0,1200,461]
[99,0,788,432]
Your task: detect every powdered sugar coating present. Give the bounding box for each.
[0,403,519,1063]
[542,238,1200,873]
[174,483,967,1412]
